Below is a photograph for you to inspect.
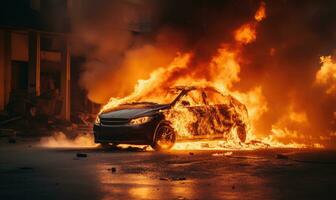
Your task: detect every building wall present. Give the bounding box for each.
[0,30,5,110]
[11,32,29,62]
[0,30,11,111]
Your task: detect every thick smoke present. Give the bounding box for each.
[72,0,336,148]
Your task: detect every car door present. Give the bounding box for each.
[176,89,207,137]
[203,89,235,138]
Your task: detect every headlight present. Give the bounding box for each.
[95,115,100,125]
[129,116,152,125]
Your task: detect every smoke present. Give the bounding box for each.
[72,0,336,148]
[71,0,187,103]
[40,132,97,148]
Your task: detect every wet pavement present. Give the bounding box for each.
[0,139,336,200]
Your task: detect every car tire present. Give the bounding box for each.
[151,122,176,151]
[236,125,247,143]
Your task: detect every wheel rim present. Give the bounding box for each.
[237,126,246,142]
[156,126,175,149]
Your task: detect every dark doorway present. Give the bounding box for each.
[11,61,28,90]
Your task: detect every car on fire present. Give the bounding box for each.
[93,86,249,151]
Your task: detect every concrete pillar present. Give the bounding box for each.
[0,30,12,111]
[28,31,40,96]
[60,38,70,120]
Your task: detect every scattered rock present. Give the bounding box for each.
[108,167,117,173]
[189,152,194,156]
[76,153,87,158]
[19,166,33,170]
[232,185,235,190]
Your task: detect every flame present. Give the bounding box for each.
[234,23,257,44]
[254,2,266,22]
[96,2,321,150]
[315,56,336,94]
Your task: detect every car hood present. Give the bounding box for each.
[99,104,169,119]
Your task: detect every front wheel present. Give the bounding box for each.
[151,122,176,151]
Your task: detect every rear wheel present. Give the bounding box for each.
[151,122,176,151]
[236,125,247,143]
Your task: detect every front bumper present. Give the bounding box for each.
[93,118,159,145]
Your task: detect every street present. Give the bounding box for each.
[0,138,335,200]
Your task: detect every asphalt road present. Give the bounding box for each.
[0,138,336,200]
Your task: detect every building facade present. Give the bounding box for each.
[0,0,71,120]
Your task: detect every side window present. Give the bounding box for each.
[204,89,229,105]
[178,90,206,106]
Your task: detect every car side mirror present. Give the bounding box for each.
[181,100,190,107]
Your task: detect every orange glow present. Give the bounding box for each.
[315,56,336,94]
[254,2,266,22]
[234,23,257,44]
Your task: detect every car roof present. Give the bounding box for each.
[172,85,219,92]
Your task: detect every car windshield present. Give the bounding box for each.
[124,89,181,105]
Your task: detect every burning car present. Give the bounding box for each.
[93,86,249,151]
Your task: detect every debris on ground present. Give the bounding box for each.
[189,152,194,155]
[107,167,117,173]
[76,153,88,158]
[160,177,187,181]
[19,166,34,170]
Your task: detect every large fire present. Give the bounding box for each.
[37,1,336,151]
[94,2,325,150]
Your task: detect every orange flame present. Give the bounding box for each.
[96,2,321,150]
[254,2,266,22]
[315,56,336,94]
[234,23,257,44]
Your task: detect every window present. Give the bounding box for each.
[204,89,230,105]
[178,90,206,106]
